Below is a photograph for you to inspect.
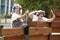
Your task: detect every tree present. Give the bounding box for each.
[16,0,60,17]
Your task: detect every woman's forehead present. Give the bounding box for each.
[15,6,20,8]
[38,13,44,15]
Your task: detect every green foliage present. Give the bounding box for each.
[0,16,4,19]
[16,0,60,17]
[4,13,11,18]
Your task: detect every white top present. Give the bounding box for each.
[38,17,49,22]
[11,13,23,22]
[11,13,20,22]
[32,15,38,21]
[32,15,49,22]
[11,13,24,28]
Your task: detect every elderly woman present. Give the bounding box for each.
[29,10,55,22]
[11,4,29,28]
[11,4,29,40]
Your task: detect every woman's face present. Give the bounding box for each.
[38,13,44,19]
[14,6,20,13]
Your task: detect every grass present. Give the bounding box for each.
[0,22,11,24]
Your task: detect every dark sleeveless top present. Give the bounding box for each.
[12,19,23,27]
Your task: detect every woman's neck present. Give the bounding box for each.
[14,11,19,14]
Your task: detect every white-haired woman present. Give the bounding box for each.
[11,4,29,28]
[29,10,55,22]
[11,4,29,40]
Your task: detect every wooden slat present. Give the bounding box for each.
[51,33,60,35]
[53,17,60,21]
[53,9,60,17]
[51,8,60,33]
[4,35,25,40]
[51,22,60,27]
[2,28,24,37]
[52,27,60,32]
[30,35,48,40]
[29,27,52,35]
[29,22,50,27]
[51,35,60,40]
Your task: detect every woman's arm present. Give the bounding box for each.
[47,10,55,22]
[19,10,29,19]
[29,11,37,18]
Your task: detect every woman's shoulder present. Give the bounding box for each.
[42,17,49,20]
[42,17,49,21]
[12,13,16,15]
[42,17,48,19]
[12,13,19,16]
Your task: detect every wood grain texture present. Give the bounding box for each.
[2,28,24,37]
